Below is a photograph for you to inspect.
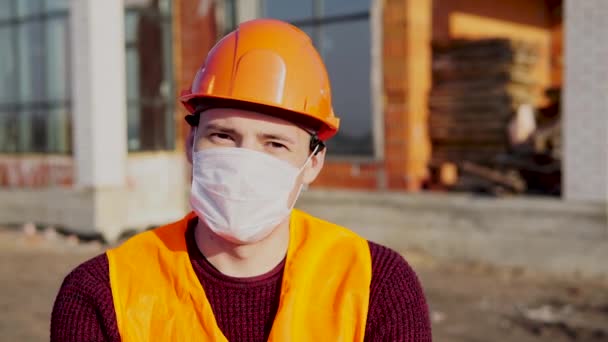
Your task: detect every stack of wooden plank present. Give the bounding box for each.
[429,38,539,165]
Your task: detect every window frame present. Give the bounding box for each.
[124,3,176,152]
[254,0,384,160]
[0,0,72,154]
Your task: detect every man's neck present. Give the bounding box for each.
[194,218,290,278]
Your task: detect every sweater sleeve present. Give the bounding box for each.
[50,254,120,342]
[365,242,432,342]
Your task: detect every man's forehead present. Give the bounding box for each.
[198,108,308,137]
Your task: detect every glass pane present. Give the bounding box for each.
[158,0,171,16]
[322,0,369,17]
[127,103,141,151]
[163,105,174,149]
[0,0,14,20]
[223,0,237,34]
[161,20,172,99]
[126,6,174,151]
[126,48,139,100]
[18,20,46,102]
[0,27,17,104]
[46,106,70,153]
[321,20,373,155]
[161,19,174,149]
[0,111,18,152]
[44,0,68,12]
[17,110,32,151]
[125,11,138,44]
[16,0,43,17]
[298,25,314,41]
[45,17,69,101]
[26,110,47,152]
[263,0,313,21]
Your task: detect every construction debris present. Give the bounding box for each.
[460,161,526,193]
[429,38,540,164]
[512,299,608,340]
[428,38,561,196]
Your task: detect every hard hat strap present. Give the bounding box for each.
[308,133,325,155]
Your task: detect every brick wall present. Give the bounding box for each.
[0,156,73,188]
[173,0,218,147]
[314,0,432,191]
[313,161,379,190]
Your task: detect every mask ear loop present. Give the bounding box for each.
[299,144,319,173]
[296,144,320,194]
[191,126,198,153]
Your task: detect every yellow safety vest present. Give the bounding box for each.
[107,209,372,341]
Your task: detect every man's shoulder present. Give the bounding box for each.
[365,241,432,339]
[367,241,403,265]
[61,253,110,292]
[367,241,424,294]
[52,253,119,341]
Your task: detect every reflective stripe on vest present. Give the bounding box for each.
[107,209,372,341]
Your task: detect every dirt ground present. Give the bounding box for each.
[1,226,607,342]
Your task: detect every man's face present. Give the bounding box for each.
[187,108,326,191]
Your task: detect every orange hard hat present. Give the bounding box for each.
[180,19,340,141]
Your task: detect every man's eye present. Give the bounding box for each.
[210,133,233,141]
[268,141,288,150]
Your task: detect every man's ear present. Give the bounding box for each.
[186,127,195,164]
[301,148,326,185]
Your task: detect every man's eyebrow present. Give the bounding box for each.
[203,123,238,134]
[259,132,296,145]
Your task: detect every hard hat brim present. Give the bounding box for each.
[181,93,339,141]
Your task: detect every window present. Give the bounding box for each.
[0,0,71,153]
[223,0,238,36]
[262,0,373,156]
[125,0,174,151]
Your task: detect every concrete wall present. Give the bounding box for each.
[563,0,608,203]
[125,153,188,229]
[0,153,188,241]
[298,190,608,278]
[71,0,127,189]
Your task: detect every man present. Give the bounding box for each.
[51,19,431,341]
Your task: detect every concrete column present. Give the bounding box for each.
[236,0,260,23]
[403,0,432,190]
[70,0,128,241]
[71,0,127,188]
[382,0,432,190]
[371,0,384,163]
[564,0,608,204]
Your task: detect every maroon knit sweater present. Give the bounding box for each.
[51,220,431,341]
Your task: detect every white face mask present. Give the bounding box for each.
[190,146,316,244]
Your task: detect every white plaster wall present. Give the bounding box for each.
[125,153,189,229]
[71,0,127,188]
[564,0,608,203]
